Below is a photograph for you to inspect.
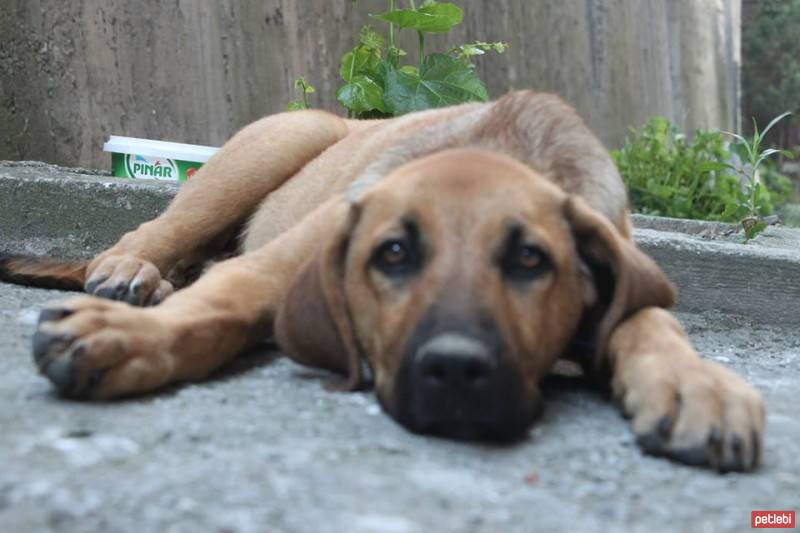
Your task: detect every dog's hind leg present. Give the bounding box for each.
[85,110,350,305]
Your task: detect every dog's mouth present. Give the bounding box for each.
[380,380,541,443]
[398,407,540,443]
[380,332,542,443]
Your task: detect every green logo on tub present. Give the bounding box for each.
[125,154,178,180]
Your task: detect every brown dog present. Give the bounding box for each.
[2,91,764,471]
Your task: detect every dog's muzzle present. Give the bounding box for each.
[392,331,539,442]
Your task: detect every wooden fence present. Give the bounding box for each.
[0,0,741,168]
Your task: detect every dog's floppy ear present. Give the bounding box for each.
[564,197,676,364]
[274,204,367,391]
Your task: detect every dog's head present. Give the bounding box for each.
[276,149,674,441]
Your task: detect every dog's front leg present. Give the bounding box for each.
[33,199,348,400]
[84,110,351,306]
[607,307,765,472]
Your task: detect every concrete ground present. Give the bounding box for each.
[1,282,798,533]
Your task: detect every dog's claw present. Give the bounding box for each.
[37,307,73,325]
[124,281,142,305]
[33,324,90,397]
[667,445,712,467]
[635,431,664,455]
[656,415,673,439]
[42,356,77,395]
[718,433,747,473]
[752,430,761,465]
[84,276,108,296]
[95,283,127,301]
[32,328,73,366]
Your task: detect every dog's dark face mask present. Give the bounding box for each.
[275,150,674,442]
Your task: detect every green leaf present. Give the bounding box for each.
[725,131,756,163]
[460,45,485,57]
[761,111,792,138]
[753,181,763,205]
[383,53,488,115]
[288,77,314,110]
[722,130,749,146]
[373,2,463,33]
[491,42,508,53]
[337,75,386,114]
[359,25,385,50]
[758,148,784,161]
[720,202,743,221]
[293,77,315,94]
[340,45,381,83]
[754,148,784,171]
[696,161,732,173]
[452,41,509,60]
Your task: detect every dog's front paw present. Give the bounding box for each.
[614,355,765,472]
[33,296,177,400]
[86,253,173,306]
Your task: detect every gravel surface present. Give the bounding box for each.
[1,283,798,533]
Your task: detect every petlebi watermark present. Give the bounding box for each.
[751,510,795,529]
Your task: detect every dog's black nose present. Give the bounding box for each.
[396,332,534,441]
[417,334,495,392]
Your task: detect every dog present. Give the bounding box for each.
[0,91,764,471]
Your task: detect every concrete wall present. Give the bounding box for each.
[0,0,741,169]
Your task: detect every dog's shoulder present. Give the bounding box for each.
[473,91,628,225]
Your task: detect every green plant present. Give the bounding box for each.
[725,112,793,240]
[613,118,743,221]
[612,116,792,240]
[287,77,316,111]
[289,1,507,118]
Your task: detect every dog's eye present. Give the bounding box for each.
[502,243,551,281]
[518,245,543,269]
[371,239,419,277]
[381,241,408,265]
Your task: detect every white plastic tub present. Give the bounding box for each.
[103,136,219,181]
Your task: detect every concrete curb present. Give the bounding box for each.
[0,161,175,258]
[634,228,799,327]
[2,161,799,326]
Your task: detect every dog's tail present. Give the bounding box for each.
[0,252,87,291]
